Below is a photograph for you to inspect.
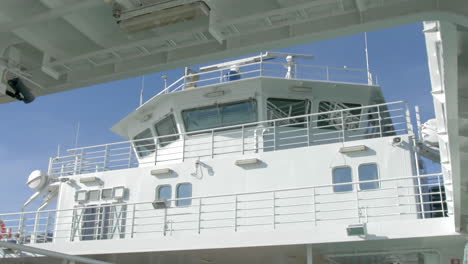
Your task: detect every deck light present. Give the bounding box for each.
[339,145,367,153]
[204,91,225,98]
[346,224,366,236]
[151,168,172,176]
[152,199,168,209]
[79,177,101,184]
[289,86,313,92]
[113,186,126,200]
[75,191,88,203]
[235,158,260,166]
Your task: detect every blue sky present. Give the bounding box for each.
[0,23,436,213]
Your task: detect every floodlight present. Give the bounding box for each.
[235,158,260,166]
[113,186,126,200]
[75,191,88,203]
[339,145,367,153]
[151,168,172,176]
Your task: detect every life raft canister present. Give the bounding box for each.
[0,220,11,239]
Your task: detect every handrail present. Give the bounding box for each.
[139,58,374,106]
[66,101,404,152]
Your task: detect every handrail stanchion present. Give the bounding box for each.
[241,125,245,155]
[182,134,186,162]
[234,195,238,232]
[272,192,276,229]
[438,176,446,217]
[163,207,167,236]
[312,188,316,226]
[211,130,215,158]
[326,66,330,81]
[198,198,202,234]
[127,144,133,169]
[341,110,346,143]
[131,204,136,238]
[378,106,383,138]
[307,116,310,146]
[405,103,414,134]
[103,145,109,171]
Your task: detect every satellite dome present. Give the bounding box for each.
[27,170,49,191]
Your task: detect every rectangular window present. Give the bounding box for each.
[79,205,126,241]
[154,114,179,147]
[358,163,379,190]
[332,167,353,192]
[318,101,362,130]
[133,129,155,158]
[157,185,172,200]
[182,100,257,132]
[267,98,311,127]
[176,183,192,206]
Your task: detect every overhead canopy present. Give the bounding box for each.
[0,0,466,104]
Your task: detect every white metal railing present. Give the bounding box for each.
[48,101,412,177]
[147,58,373,100]
[0,174,450,244]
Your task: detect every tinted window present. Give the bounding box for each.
[182,100,257,132]
[358,164,379,190]
[157,185,172,200]
[176,183,192,206]
[267,98,311,127]
[332,167,353,192]
[318,101,362,130]
[154,115,179,147]
[133,129,155,158]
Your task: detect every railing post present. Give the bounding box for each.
[198,198,202,234]
[438,175,446,217]
[131,204,136,238]
[19,212,25,242]
[234,195,238,232]
[355,185,360,223]
[127,145,133,169]
[163,207,167,236]
[378,106,383,138]
[73,155,79,175]
[103,145,109,171]
[306,116,310,146]
[182,134,186,162]
[45,211,51,242]
[312,188,316,226]
[241,125,245,155]
[326,66,330,81]
[341,110,346,143]
[31,213,38,244]
[260,52,264,77]
[405,103,414,134]
[273,122,277,151]
[211,130,215,158]
[272,192,276,229]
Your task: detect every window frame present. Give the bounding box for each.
[133,128,156,158]
[156,184,172,200]
[181,99,258,133]
[358,163,380,191]
[154,114,180,147]
[176,182,193,207]
[317,101,363,131]
[332,166,354,193]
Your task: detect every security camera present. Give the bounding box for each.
[5,78,35,104]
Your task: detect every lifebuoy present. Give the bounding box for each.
[0,220,6,239]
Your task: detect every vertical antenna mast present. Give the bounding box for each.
[74,122,80,149]
[364,32,373,85]
[139,75,145,106]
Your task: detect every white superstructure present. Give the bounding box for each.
[0,54,461,264]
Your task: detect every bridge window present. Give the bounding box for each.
[157,185,172,200]
[154,114,179,147]
[176,183,192,206]
[332,167,353,192]
[79,205,127,241]
[133,129,155,158]
[267,98,311,127]
[182,100,257,132]
[358,163,379,190]
[318,101,362,130]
